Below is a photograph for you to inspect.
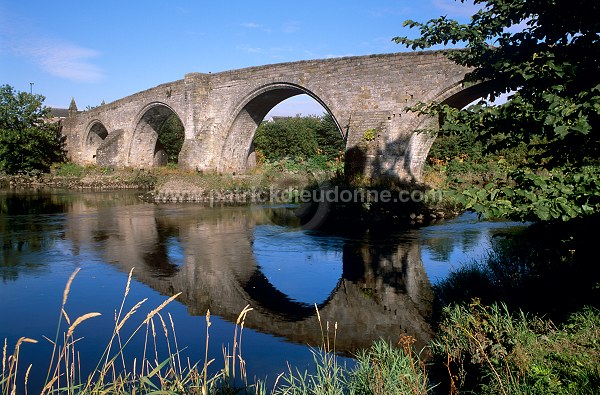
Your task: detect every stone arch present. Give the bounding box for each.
[128,102,185,168]
[219,83,344,173]
[83,120,109,164]
[401,80,494,182]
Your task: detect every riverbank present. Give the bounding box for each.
[0,167,157,190]
[1,163,463,228]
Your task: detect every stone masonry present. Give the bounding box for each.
[61,50,479,182]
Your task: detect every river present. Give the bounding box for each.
[0,189,526,391]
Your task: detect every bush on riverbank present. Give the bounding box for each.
[431,302,599,395]
[424,215,600,394]
[421,128,532,218]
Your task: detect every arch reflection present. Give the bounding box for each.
[59,201,434,353]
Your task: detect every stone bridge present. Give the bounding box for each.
[61,50,482,181]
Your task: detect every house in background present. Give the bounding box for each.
[49,107,69,123]
[48,98,79,124]
[265,115,293,123]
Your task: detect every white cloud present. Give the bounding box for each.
[369,6,412,17]
[241,22,261,29]
[1,17,104,83]
[239,22,273,33]
[282,21,300,34]
[237,45,264,54]
[13,40,105,82]
[324,53,355,59]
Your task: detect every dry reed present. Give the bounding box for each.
[3,267,264,395]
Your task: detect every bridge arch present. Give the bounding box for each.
[219,83,344,172]
[400,80,493,181]
[128,102,185,168]
[83,120,109,164]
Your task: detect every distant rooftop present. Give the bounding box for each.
[49,107,69,118]
[266,115,293,122]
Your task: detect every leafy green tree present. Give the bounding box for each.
[254,116,319,161]
[315,113,345,159]
[158,113,185,164]
[395,0,600,222]
[253,114,344,162]
[0,85,65,174]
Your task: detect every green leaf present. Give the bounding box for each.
[501,187,515,197]
[534,205,551,221]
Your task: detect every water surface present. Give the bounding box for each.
[0,189,525,391]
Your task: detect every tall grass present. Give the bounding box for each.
[270,308,346,395]
[1,268,259,395]
[431,299,600,395]
[270,306,430,395]
[347,336,430,395]
[428,220,599,394]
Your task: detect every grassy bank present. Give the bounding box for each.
[0,163,157,190]
[0,162,326,193]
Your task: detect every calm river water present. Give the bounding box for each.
[0,189,525,391]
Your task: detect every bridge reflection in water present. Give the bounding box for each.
[63,198,434,354]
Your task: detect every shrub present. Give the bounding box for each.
[253,115,344,165]
[431,300,600,395]
[51,162,85,177]
[157,113,185,164]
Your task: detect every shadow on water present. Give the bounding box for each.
[0,189,144,281]
[432,213,600,324]
[79,202,437,354]
[1,190,72,281]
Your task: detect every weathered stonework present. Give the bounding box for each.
[61,50,478,182]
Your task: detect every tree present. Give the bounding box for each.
[394,0,600,222]
[253,114,344,162]
[157,113,185,164]
[0,85,65,174]
[315,113,345,159]
[254,116,319,161]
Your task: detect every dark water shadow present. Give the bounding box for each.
[432,214,600,324]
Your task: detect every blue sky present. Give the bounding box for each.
[0,0,478,115]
